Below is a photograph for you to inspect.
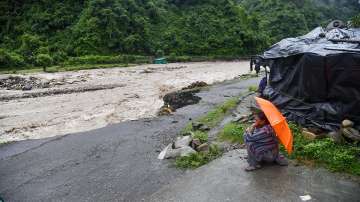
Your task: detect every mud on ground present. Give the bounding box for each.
[0,61,251,142]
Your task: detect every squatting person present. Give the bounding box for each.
[243,110,288,171]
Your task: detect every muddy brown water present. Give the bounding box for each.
[0,61,251,142]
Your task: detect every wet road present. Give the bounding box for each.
[0,78,260,201]
[150,150,360,202]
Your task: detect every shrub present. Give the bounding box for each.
[0,49,25,68]
[19,34,43,64]
[36,54,53,69]
[52,51,68,64]
[352,14,360,27]
[66,55,151,65]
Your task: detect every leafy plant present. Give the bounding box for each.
[219,122,246,144]
[175,144,222,169]
[192,131,208,143]
[286,123,360,176]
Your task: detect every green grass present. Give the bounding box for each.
[177,97,241,169]
[0,63,134,74]
[218,122,247,144]
[248,85,258,92]
[192,131,208,143]
[285,123,360,176]
[197,97,238,128]
[181,97,239,134]
[175,145,222,169]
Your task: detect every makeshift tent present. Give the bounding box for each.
[257,27,360,131]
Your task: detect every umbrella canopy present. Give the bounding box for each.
[255,97,293,154]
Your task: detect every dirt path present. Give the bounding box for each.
[0,61,251,142]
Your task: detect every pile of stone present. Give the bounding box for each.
[157,133,210,160]
[302,119,360,144]
[328,120,360,143]
[0,76,51,91]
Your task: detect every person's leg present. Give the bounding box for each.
[245,148,261,171]
[275,153,288,166]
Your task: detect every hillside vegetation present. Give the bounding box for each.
[0,0,359,70]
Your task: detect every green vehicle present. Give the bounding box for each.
[154,57,167,64]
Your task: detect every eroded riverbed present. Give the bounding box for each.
[0,61,251,141]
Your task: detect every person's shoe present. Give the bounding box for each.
[275,155,288,166]
[245,164,261,171]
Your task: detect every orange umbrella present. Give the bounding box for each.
[255,97,293,154]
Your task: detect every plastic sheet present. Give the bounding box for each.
[260,27,360,131]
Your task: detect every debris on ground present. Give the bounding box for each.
[158,135,197,160]
[0,76,51,90]
[0,84,125,101]
[158,88,202,115]
[181,81,208,90]
[158,105,174,116]
[158,132,219,160]
[325,119,360,143]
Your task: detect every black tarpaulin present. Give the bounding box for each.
[260,27,360,131]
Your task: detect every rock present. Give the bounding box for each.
[174,135,192,149]
[327,131,345,144]
[42,82,50,88]
[199,124,210,131]
[302,129,317,140]
[158,145,196,159]
[191,138,202,149]
[197,143,209,152]
[341,127,360,141]
[211,141,228,152]
[179,146,197,157]
[342,119,354,128]
[22,84,32,91]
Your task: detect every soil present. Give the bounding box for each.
[0,61,251,142]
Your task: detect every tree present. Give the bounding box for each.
[35,54,53,72]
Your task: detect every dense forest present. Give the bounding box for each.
[0,0,359,69]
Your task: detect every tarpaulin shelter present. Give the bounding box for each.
[257,27,360,131]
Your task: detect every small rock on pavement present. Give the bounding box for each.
[174,135,192,149]
[342,119,354,128]
[197,143,209,152]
